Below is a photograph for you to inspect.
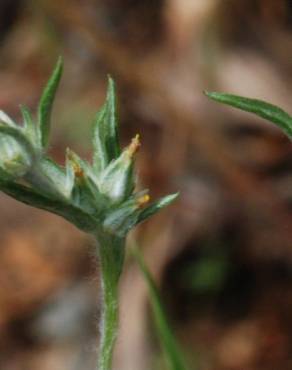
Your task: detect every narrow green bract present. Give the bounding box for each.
[0,58,178,370]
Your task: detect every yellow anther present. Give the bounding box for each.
[67,149,84,178]
[128,134,141,158]
[137,194,150,208]
[74,164,84,178]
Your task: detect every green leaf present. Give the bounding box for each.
[205,91,292,138]
[37,57,63,148]
[133,248,190,370]
[0,180,96,232]
[137,193,179,224]
[92,77,121,172]
[105,77,120,159]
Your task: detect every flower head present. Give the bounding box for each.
[0,58,178,237]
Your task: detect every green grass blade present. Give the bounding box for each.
[37,57,63,148]
[205,91,292,138]
[133,248,190,370]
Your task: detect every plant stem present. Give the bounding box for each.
[96,232,125,370]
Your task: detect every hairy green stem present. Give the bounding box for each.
[96,232,125,370]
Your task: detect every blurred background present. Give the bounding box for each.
[2,1,292,369]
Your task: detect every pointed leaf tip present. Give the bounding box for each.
[137,192,179,224]
[0,110,16,127]
[205,91,292,138]
[107,75,115,90]
[38,57,64,148]
[159,192,179,206]
[127,134,141,158]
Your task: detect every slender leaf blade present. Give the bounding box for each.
[0,180,96,231]
[205,91,292,137]
[37,57,63,148]
[105,77,120,160]
[133,248,189,370]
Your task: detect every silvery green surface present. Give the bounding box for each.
[0,58,178,370]
[0,57,178,237]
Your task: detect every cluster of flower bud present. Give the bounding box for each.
[0,58,177,238]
